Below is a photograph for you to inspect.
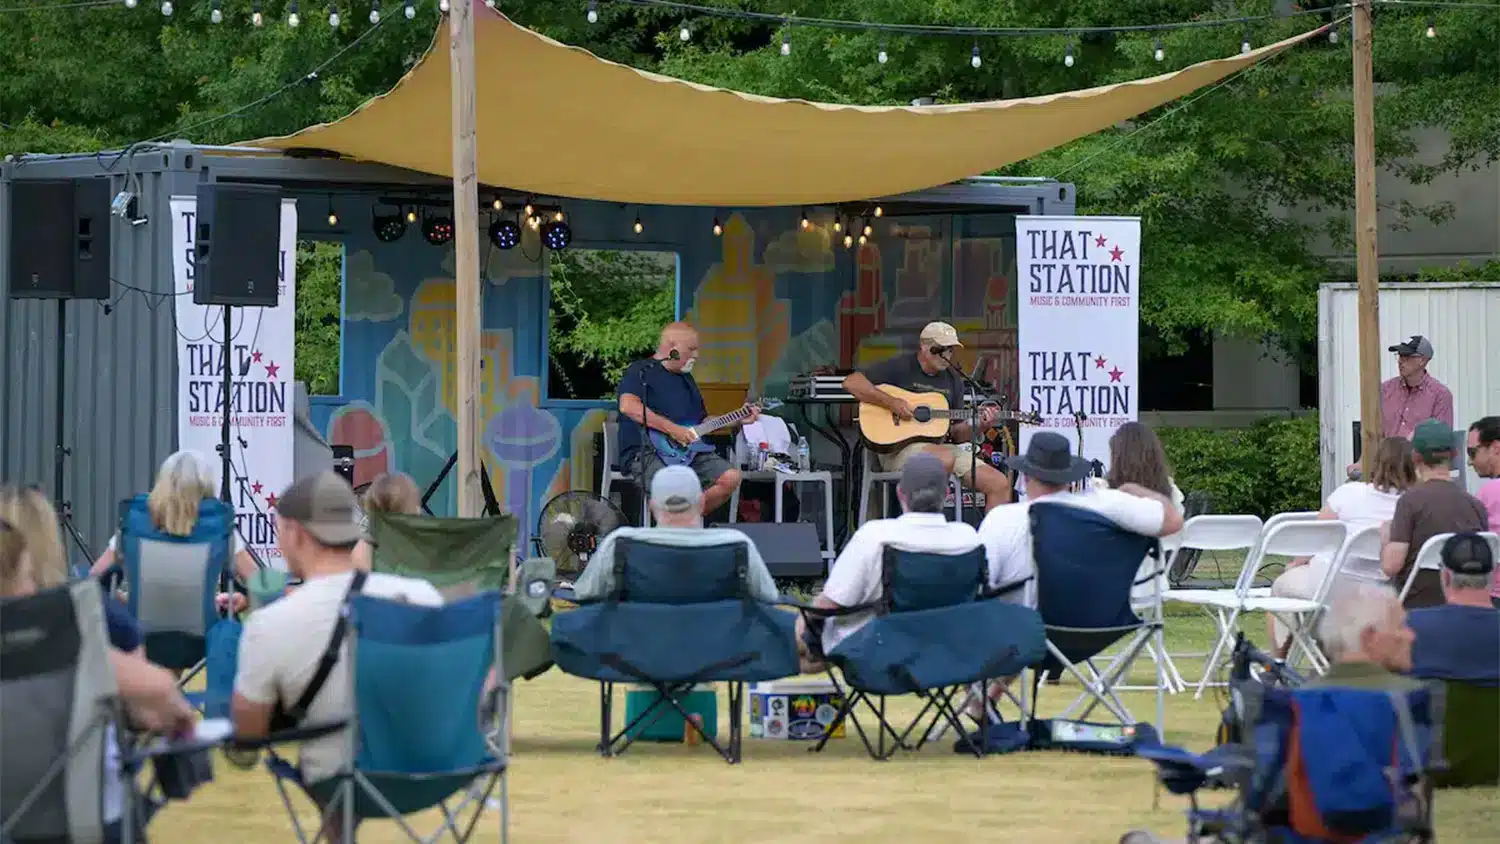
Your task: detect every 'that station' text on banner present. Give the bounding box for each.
[1016,215,1140,471]
[172,197,298,569]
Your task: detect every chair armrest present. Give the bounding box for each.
[982,575,1033,600]
[552,585,592,605]
[775,596,873,617]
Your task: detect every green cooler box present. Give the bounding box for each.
[622,684,719,743]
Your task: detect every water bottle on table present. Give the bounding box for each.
[757,442,769,471]
[796,436,810,471]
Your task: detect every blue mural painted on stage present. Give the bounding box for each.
[304,195,1023,554]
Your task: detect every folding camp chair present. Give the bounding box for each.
[1026,501,1168,737]
[1137,648,1445,843]
[264,591,509,844]
[798,545,1044,759]
[549,536,801,764]
[366,511,555,681]
[1188,520,1349,699]
[112,495,239,709]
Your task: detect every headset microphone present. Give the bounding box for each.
[668,349,681,360]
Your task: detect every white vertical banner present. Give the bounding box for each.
[1016,215,1140,471]
[172,197,298,569]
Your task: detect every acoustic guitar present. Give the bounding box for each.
[648,398,784,466]
[857,385,1041,451]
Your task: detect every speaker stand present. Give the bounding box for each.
[51,300,94,567]
[216,305,235,508]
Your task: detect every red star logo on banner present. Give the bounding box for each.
[1109,246,1125,262]
[1095,356,1107,369]
[251,350,263,363]
[251,481,263,495]
[1109,367,1124,383]
[264,360,280,379]
[266,492,279,510]
[1094,235,1107,248]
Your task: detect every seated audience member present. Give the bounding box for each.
[1309,580,1421,692]
[232,472,442,844]
[1465,416,1500,606]
[1408,532,1500,787]
[1267,437,1416,655]
[796,454,980,670]
[1407,533,1499,684]
[91,450,259,584]
[1089,422,1186,605]
[981,432,1184,604]
[1381,420,1488,608]
[350,471,423,571]
[571,465,778,603]
[2,494,195,844]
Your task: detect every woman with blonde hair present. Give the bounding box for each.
[1266,436,1417,656]
[0,485,68,588]
[90,450,258,583]
[351,472,422,571]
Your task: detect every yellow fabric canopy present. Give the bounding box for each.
[253,11,1328,207]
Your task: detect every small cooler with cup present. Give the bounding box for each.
[749,678,845,741]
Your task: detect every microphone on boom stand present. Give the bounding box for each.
[946,353,1006,508]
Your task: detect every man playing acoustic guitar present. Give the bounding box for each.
[617,322,757,517]
[842,321,1012,513]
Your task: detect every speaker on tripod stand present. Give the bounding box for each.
[6,177,113,568]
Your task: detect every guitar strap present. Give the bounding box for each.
[684,372,707,424]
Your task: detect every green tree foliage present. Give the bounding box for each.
[547,249,677,400]
[4,0,1497,375]
[295,240,344,395]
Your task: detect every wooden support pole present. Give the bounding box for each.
[1353,0,1382,474]
[450,0,482,518]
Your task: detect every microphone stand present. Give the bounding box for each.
[950,362,1006,509]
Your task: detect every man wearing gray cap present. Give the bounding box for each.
[571,465,778,602]
[799,454,981,663]
[1383,335,1453,439]
[231,472,443,819]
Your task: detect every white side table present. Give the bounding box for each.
[728,469,837,561]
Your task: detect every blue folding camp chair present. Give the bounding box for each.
[112,495,242,713]
[549,536,801,764]
[1136,637,1445,844]
[797,545,1045,759]
[1027,501,1167,740]
[264,591,510,844]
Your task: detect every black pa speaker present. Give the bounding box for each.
[6,178,112,300]
[193,183,283,307]
[715,521,826,579]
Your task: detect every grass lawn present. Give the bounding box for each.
[152,611,1499,843]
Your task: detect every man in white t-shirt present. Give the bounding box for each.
[231,471,442,840]
[797,454,981,666]
[980,432,1183,607]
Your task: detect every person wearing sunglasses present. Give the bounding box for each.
[1466,416,1500,606]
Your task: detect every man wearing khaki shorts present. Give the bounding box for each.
[842,321,1012,515]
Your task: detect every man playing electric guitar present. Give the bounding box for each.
[842,321,1013,512]
[617,322,757,516]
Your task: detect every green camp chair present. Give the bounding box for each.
[1438,680,1499,788]
[366,511,555,681]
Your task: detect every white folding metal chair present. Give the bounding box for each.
[1398,531,1500,602]
[1189,520,1349,698]
[601,418,649,526]
[1333,522,1388,584]
[1242,522,1374,675]
[858,447,962,526]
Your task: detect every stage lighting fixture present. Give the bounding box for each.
[540,220,572,251]
[488,218,521,250]
[373,209,406,243]
[423,213,455,246]
[405,208,418,223]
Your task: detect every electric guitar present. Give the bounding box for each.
[857,385,1041,451]
[648,398,785,466]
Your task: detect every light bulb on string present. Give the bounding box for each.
[858,233,868,246]
[210,0,221,22]
[326,199,339,227]
[404,0,413,18]
[553,210,565,223]
[252,0,263,25]
[712,217,723,237]
[328,4,339,27]
[405,208,417,224]
[1241,32,1251,54]
[1064,39,1074,67]
[369,0,379,22]
[799,210,810,231]
[288,0,300,27]
[1328,26,1339,44]
[833,217,842,233]
[877,41,888,65]
[159,0,172,15]
[781,30,791,57]
[1425,18,1436,39]
[843,232,854,249]
[970,43,982,69]
[586,0,597,24]
[484,0,494,8]
[633,217,644,235]
[523,200,534,218]
[873,205,883,218]
[679,22,690,42]
[124,0,136,8]
[862,222,873,237]
[1153,39,1164,62]
[439,0,449,13]
[491,198,502,211]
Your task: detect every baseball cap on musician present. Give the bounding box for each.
[1388,335,1435,359]
[920,321,962,349]
[277,471,363,546]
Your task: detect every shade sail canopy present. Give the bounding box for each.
[252,8,1328,207]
